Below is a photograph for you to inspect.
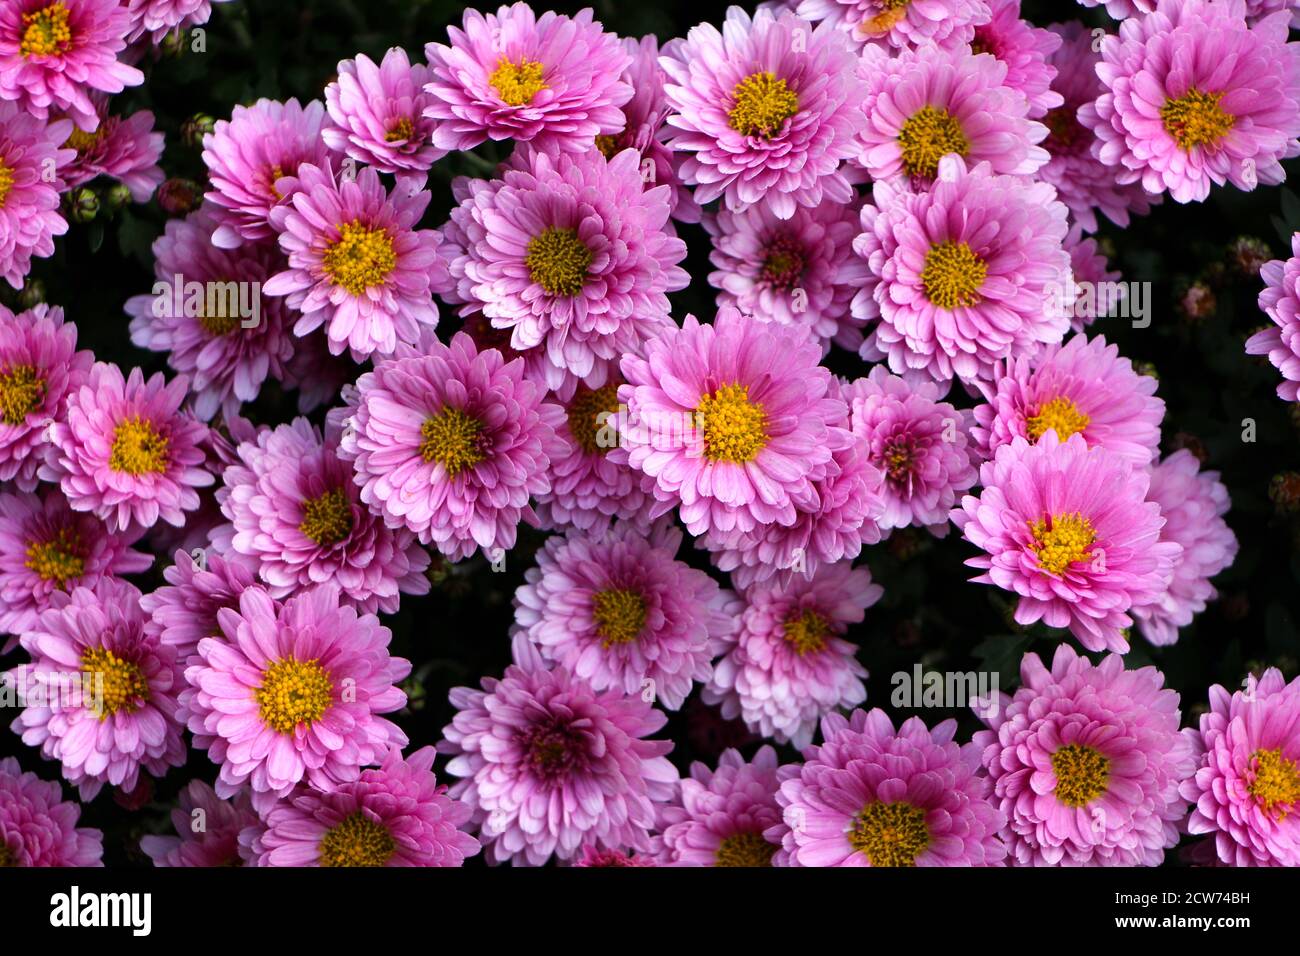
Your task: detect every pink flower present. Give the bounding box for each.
[59,99,163,201]
[1247,233,1300,400]
[1063,224,1125,332]
[124,0,234,44]
[0,102,74,289]
[138,547,257,669]
[322,47,444,174]
[0,756,102,866]
[139,780,257,867]
[969,0,1062,117]
[796,0,991,52]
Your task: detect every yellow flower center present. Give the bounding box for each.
[109,416,170,476]
[1160,88,1234,151]
[882,437,916,484]
[298,487,353,546]
[318,811,396,867]
[489,57,547,106]
[64,125,108,154]
[863,0,910,36]
[20,3,72,59]
[0,364,46,426]
[256,657,333,735]
[782,608,830,656]
[728,72,799,139]
[1051,743,1111,807]
[526,226,592,297]
[419,407,487,477]
[1028,512,1096,577]
[25,527,85,588]
[81,646,149,721]
[1044,105,1082,152]
[384,117,415,143]
[1248,748,1300,818]
[0,845,13,867]
[1026,396,1090,443]
[696,383,769,463]
[0,159,15,208]
[595,133,621,159]
[898,105,969,179]
[322,221,396,296]
[921,241,986,310]
[761,237,805,291]
[565,383,621,455]
[592,588,647,648]
[848,801,929,867]
[714,831,777,867]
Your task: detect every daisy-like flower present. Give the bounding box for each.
[703,561,878,749]
[513,521,738,711]
[323,47,444,176]
[952,431,1179,654]
[201,97,331,248]
[212,417,430,615]
[439,145,686,390]
[0,102,74,289]
[440,635,678,866]
[969,0,1061,117]
[59,101,163,201]
[0,303,92,489]
[0,0,142,131]
[0,756,102,866]
[1132,451,1237,647]
[8,578,186,801]
[1181,668,1300,866]
[571,846,655,867]
[139,779,257,867]
[796,0,990,52]
[182,584,411,815]
[976,644,1195,866]
[139,548,257,670]
[844,366,977,534]
[971,334,1164,469]
[660,6,864,219]
[769,708,1006,866]
[655,746,785,867]
[1080,0,1300,205]
[853,43,1048,187]
[42,362,213,534]
[241,746,480,867]
[616,308,847,539]
[423,3,632,153]
[1063,224,1125,333]
[853,157,1071,383]
[1247,233,1300,401]
[126,204,295,421]
[124,0,233,44]
[1074,1,1155,23]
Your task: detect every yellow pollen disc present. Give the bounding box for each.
[20,3,72,59]
[318,811,396,867]
[0,845,13,867]
[714,831,777,867]
[25,527,85,588]
[0,364,46,426]
[1160,88,1234,151]
[264,164,287,201]
[0,159,13,208]
[898,105,969,179]
[64,125,107,154]
[298,487,353,546]
[80,646,149,721]
[565,383,621,455]
[1029,512,1096,577]
[782,608,830,656]
[109,416,170,476]
[419,407,487,477]
[526,226,592,297]
[921,241,986,310]
[1051,743,1111,807]
[761,237,805,291]
[592,588,648,648]
[1248,748,1300,818]
[384,117,415,143]
[863,0,910,37]
[882,438,915,483]
[323,220,397,296]
[489,57,547,106]
[1026,396,1090,443]
[728,72,799,139]
[1044,105,1081,151]
[256,657,333,734]
[594,133,621,159]
[696,383,769,464]
[849,801,929,867]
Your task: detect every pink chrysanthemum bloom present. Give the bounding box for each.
[1181,668,1300,866]
[660,7,864,219]
[0,488,151,651]
[60,100,163,201]
[1132,451,1237,647]
[853,157,1071,383]
[0,756,102,866]
[655,745,785,867]
[439,146,686,390]
[1063,224,1125,333]
[976,644,1195,866]
[440,636,678,866]
[1244,0,1300,26]
[769,708,1006,866]
[124,0,233,44]
[796,0,990,51]
[8,578,186,801]
[126,204,295,421]
[969,0,1061,117]
[844,366,977,534]
[1247,233,1300,400]
[0,303,92,489]
[201,97,331,249]
[513,521,737,711]
[703,561,878,749]
[212,417,430,614]
[616,308,847,539]
[139,548,257,671]
[422,3,632,153]
[139,779,257,867]
[41,362,212,534]
[1080,0,1300,205]
[336,334,563,561]
[952,432,1179,653]
[182,584,411,816]
[323,47,444,176]
[853,43,1048,187]
[704,196,869,352]
[571,845,655,867]
[241,746,480,867]
[0,103,74,289]
[0,0,142,131]
[972,334,1164,469]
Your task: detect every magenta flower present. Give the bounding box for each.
[1247,233,1300,400]
[1063,224,1125,333]
[423,3,632,153]
[1075,0,1153,19]
[138,547,257,670]
[322,47,443,175]
[139,780,257,867]
[60,101,163,201]
[796,0,990,51]
[952,432,1179,654]
[124,0,233,44]
[0,756,102,866]
[0,102,74,289]
[571,845,655,867]
[970,0,1061,117]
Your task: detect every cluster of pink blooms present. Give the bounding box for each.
[5,0,1300,870]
